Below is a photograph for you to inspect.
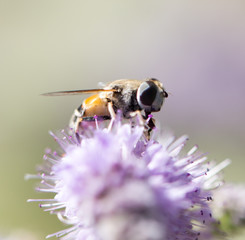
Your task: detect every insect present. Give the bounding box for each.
[43,78,168,136]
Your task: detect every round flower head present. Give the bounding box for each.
[27,116,230,240]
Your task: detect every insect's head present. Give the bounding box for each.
[136,78,168,113]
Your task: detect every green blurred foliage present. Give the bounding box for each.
[0,0,244,239]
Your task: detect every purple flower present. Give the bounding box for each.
[27,118,230,240]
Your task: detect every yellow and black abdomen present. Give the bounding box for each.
[81,94,110,118]
[69,94,110,131]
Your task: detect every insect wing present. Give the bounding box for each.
[42,89,117,96]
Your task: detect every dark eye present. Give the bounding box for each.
[137,80,165,112]
[137,81,158,106]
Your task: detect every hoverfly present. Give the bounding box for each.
[43,78,168,136]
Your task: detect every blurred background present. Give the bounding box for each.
[0,0,245,239]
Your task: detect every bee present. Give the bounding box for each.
[43,78,168,135]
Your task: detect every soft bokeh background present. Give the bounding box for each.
[1,0,245,239]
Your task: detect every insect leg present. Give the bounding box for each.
[107,101,116,131]
[107,101,116,119]
[130,111,155,140]
[129,110,145,126]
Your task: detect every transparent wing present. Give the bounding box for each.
[41,89,117,96]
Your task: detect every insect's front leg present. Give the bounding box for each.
[130,111,156,140]
[146,117,155,137]
[143,111,156,139]
[129,110,145,126]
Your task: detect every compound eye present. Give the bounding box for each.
[137,80,165,112]
[137,81,158,107]
[138,81,157,106]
